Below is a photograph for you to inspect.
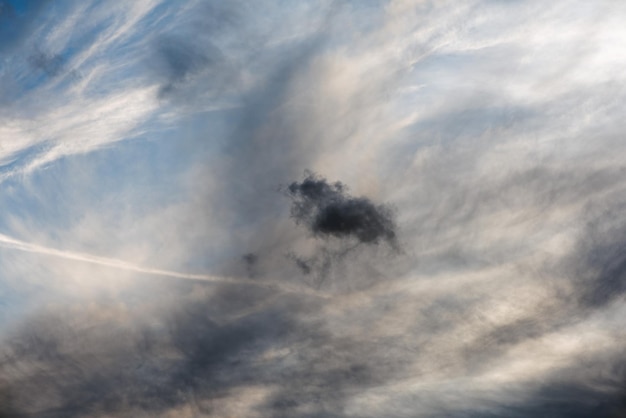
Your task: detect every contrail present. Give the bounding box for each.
[0,233,328,298]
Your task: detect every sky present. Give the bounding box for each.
[0,0,626,416]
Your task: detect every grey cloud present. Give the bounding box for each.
[0,276,413,417]
[242,252,258,278]
[456,358,626,418]
[0,283,294,416]
[154,36,216,98]
[290,253,312,275]
[286,249,333,289]
[564,189,626,309]
[286,172,398,247]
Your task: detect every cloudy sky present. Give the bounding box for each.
[1,0,626,416]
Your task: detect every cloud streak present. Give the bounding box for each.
[0,232,327,298]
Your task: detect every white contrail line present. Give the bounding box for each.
[0,233,328,298]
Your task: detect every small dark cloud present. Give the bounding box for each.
[242,252,258,278]
[286,250,334,289]
[286,172,397,247]
[145,1,248,105]
[28,50,64,77]
[282,172,400,288]
[289,253,312,275]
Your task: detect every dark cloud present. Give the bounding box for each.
[154,36,215,98]
[288,252,313,276]
[0,283,300,416]
[242,252,258,278]
[456,359,626,418]
[28,50,64,77]
[286,172,397,247]
[279,172,400,287]
[286,250,333,289]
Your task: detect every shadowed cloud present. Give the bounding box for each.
[286,172,397,247]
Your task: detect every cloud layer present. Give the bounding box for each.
[1,0,626,417]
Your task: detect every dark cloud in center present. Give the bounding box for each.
[286,172,398,247]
